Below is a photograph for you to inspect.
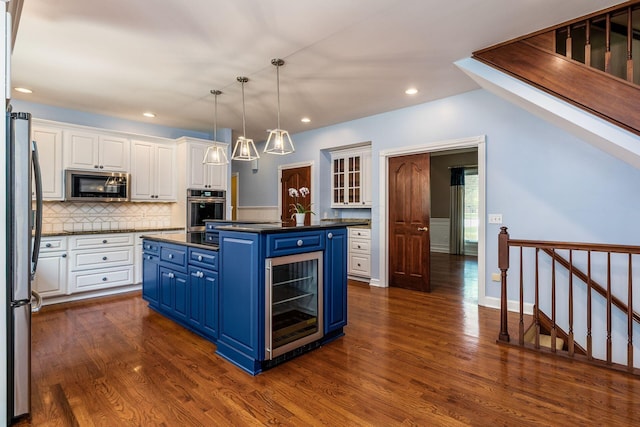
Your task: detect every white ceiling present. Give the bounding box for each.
[10,0,623,142]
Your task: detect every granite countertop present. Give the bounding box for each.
[215,220,369,234]
[203,219,281,225]
[142,232,219,251]
[42,226,185,237]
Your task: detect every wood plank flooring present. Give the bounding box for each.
[17,255,640,426]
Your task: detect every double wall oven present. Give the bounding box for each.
[187,189,226,233]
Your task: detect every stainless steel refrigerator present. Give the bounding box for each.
[6,111,43,422]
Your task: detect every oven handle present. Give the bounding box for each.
[187,197,226,203]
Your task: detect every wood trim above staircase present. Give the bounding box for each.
[473,40,640,136]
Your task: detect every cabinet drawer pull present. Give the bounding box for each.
[327,233,333,239]
[357,263,361,267]
[197,255,203,262]
[102,256,108,261]
[62,254,67,258]
[168,273,175,279]
[102,277,108,281]
[168,254,174,259]
[297,239,303,247]
[357,245,361,249]
[45,243,52,248]
[102,239,108,244]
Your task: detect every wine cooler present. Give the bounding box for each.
[265,251,324,360]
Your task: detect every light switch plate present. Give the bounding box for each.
[488,214,503,224]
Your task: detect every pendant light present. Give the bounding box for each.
[264,58,295,155]
[203,89,229,165]
[231,76,260,161]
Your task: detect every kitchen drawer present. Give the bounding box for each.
[349,253,371,277]
[349,227,371,240]
[160,244,187,270]
[69,266,134,293]
[39,236,68,252]
[266,231,325,257]
[188,247,218,271]
[141,239,161,255]
[205,222,230,232]
[70,233,134,249]
[70,246,134,271]
[350,238,370,253]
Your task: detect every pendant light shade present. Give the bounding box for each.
[231,77,260,161]
[203,89,229,165]
[264,58,295,155]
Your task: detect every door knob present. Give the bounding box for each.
[417,227,428,232]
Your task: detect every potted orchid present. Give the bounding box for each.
[289,187,315,226]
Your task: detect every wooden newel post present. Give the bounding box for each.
[498,226,510,342]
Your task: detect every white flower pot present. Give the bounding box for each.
[294,213,305,226]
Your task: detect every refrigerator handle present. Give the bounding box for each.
[31,290,42,313]
[31,139,43,278]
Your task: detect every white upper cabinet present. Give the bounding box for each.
[330,146,372,208]
[181,138,228,191]
[32,124,64,200]
[130,139,176,201]
[64,130,129,171]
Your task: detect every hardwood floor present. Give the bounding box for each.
[17,257,640,426]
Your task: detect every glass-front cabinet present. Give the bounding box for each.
[330,146,371,208]
[265,251,324,360]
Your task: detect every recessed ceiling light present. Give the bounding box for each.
[143,112,156,118]
[405,88,418,95]
[15,87,33,94]
[301,117,311,123]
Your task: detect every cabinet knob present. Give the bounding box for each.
[94,165,99,168]
[197,255,203,261]
[357,263,361,267]
[357,245,361,249]
[45,243,52,248]
[168,272,175,279]
[61,254,67,258]
[102,256,108,261]
[102,277,108,281]
[147,255,152,260]
[327,233,333,239]
[297,240,303,247]
[99,165,104,169]
[168,254,174,259]
[102,239,108,244]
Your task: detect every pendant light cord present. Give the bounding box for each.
[276,64,281,129]
[241,81,247,137]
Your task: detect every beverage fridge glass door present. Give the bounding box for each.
[265,251,323,360]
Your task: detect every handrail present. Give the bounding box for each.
[540,248,640,325]
[498,226,640,375]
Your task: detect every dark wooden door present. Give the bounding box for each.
[388,153,431,292]
[281,166,311,225]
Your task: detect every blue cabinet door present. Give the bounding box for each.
[202,269,219,339]
[188,267,202,328]
[173,271,189,321]
[159,267,174,312]
[142,253,159,307]
[325,229,348,333]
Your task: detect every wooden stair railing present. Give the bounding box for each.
[498,226,640,375]
[473,1,640,136]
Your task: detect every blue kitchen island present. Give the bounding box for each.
[141,221,354,375]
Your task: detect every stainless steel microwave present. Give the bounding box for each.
[65,169,130,202]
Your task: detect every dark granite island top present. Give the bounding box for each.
[213,221,369,234]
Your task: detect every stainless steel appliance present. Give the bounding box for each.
[7,112,43,422]
[186,189,225,232]
[265,251,324,360]
[65,169,130,202]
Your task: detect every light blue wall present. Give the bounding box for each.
[10,100,216,140]
[233,88,640,301]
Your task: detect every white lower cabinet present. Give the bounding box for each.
[348,227,371,279]
[33,236,68,297]
[68,233,135,293]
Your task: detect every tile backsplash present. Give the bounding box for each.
[42,202,174,233]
